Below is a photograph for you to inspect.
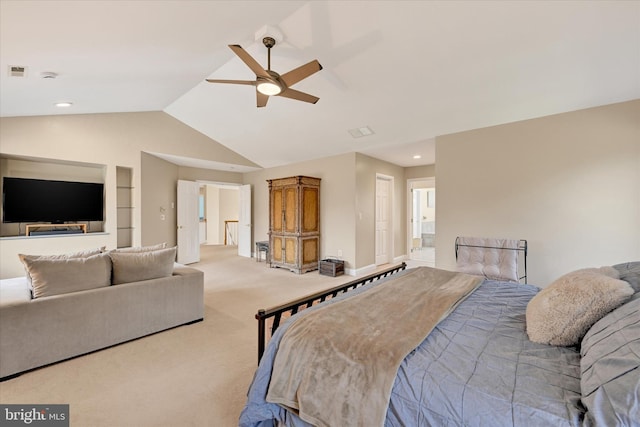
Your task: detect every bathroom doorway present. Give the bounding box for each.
[408,178,435,267]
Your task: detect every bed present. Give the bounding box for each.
[239,262,640,427]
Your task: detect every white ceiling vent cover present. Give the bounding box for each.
[8,66,27,77]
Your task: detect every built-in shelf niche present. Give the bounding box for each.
[116,166,133,248]
[0,155,106,237]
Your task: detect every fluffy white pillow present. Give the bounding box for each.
[526,267,634,346]
[109,247,176,285]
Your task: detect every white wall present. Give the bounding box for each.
[205,186,220,244]
[218,188,239,244]
[203,186,239,245]
[435,100,640,286]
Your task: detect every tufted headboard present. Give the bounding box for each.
[455,236,528,283]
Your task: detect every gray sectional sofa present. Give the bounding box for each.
[0,247,204,380]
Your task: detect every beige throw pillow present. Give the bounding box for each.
[526,267,633,346]
[109,247,176,285]
[22,253,112,299]
[19,247,106,294]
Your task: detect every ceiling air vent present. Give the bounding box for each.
[348,126,375,139]
[9,65,27,77]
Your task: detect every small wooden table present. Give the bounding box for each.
[255,241,269,263]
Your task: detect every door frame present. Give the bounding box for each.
[407,177,436,258]
[177,180,201,264]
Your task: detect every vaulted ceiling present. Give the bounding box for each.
[1,1,638,169]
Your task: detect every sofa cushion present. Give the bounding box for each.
[113,243,167,253]
[0,277,31,307]
[526,267,634,346]
[21,253,112,298]
[109,247,176,285]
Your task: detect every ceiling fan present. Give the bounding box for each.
[206,37,323,108]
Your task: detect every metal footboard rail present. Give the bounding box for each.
[255,262,407,363]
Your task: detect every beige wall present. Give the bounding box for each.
[243,152,409,273]
[435,100,640,286]
[405,164,435,180]
[355,153,407,269]
[140,153,179,247]
[243,153,359,271]
[0,111,255,279]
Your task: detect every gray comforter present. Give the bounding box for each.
[240,277,586,426]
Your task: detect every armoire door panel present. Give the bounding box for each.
[271,237,283,263]
[284,187,297,233]
[301,237,318,265]
[302,187,319,233]
[271,189,283,232]
[284,237,297,265]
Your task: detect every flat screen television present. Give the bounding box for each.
[2,177,104,223]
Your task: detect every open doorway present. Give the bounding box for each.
[408,178,435,267]
[197,182,252,258]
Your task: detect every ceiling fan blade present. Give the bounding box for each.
[256,90,269,108]
[278,88,320,104]
[228,44,270,79]
[280,60,323,87]
[205,79,256,85]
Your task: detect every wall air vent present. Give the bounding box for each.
[9,65,27,77]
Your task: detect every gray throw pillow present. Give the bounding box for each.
[612,261,640,292]
[22,253,112,298]
[526,267,634,346]
[580,296,640,425]
[109,247,176,285]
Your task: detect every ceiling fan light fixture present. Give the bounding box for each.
[257,80,282,96]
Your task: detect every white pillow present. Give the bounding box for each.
[109,247,176,285]
[526,267,633,346]
[21,253,112,299]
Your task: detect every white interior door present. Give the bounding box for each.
[375,174,393,265]
[177,180,200,264]
[237,184,252,258]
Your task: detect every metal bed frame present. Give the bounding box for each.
[255,262,408,362]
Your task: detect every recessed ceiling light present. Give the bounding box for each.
[413,155,422,159]
[55,102,73,107]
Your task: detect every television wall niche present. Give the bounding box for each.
[0,156,106,237]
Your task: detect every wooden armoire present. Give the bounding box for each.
[267,176,320,274]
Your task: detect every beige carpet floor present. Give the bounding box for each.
[0,245,356,426]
